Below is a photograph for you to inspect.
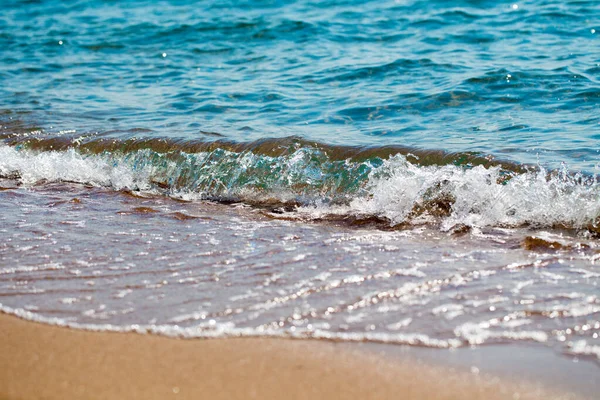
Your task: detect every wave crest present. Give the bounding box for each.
[1,142,599,233]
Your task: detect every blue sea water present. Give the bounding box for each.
[1,0,599,170]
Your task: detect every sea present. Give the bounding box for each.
[1,0,599,378]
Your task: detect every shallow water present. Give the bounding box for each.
[1,0,599,376]
[0,182,599,365]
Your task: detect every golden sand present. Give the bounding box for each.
[0,313,580,400]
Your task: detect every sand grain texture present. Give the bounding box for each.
[0,313,579,400]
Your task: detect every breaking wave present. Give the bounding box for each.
[1,137,599,233]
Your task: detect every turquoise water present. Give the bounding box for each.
[1,0,599,170]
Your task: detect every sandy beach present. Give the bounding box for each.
[2,1,599,399]
[0,313,585,400]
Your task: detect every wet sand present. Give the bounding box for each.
[0,313,585,400]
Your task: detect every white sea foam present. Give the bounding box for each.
[0,145,151,190]
[0,304,462,348]
[455,322,549,345]
[567,340,600,361]
[2,145,600,230]
[333,154,600,229]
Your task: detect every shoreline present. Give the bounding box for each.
[360,342,599,399]
[0,313,589,400]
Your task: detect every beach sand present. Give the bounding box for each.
[0,313,583,400]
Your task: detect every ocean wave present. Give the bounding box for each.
[1,138,599,233]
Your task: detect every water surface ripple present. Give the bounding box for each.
[1,0,599,170]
